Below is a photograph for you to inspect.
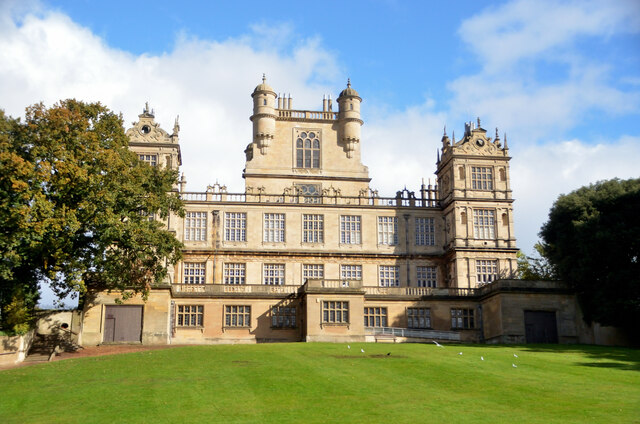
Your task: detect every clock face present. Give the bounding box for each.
[476,139,485,147]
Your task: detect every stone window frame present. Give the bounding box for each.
[471,166,493,190]
[223,263,246,285]
[377,216,398,246]
[340,264,362,280]
[379,265,400,287]
[302,264,324,282]
[224,305,251,328]
[451,308,475,329]
[340,215,361,245]
[364,307,388,328]
[184,211,207,241]
[322,301,349,324]
[263,263,285,286]
[183,262,206,285]
[407,307,431,329]
[263,213,285,243]
[473,209,496,239]
[294,129,321,169]
[416,266,437,288]
[176,305,204,327]
[415,217,435,246]
[138,153,157,167]
[476,259,497,285]
[224,212,247,242]
[271,306,296,329]
[302,214,324,243]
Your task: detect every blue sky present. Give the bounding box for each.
[1,0,639,307]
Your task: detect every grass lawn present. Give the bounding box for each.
[1,343,638,423]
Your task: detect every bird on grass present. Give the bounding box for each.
[387,352,391,356]
[458,352,463,355]
[481,356,484,361]
[433,341,444,348]
[513,353,518,358]
[361,348,365,353]
[512,364,518,368]
[347,345,350,349]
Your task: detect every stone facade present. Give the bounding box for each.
[81,78,588,345]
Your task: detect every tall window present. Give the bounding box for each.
[340,215,361,244]
[364,307,388,327]
[303,214,324,243]
[476,260,497,285]
[296,131,320,168]
[378,216,398,245]
[183,263,205,285]
[473,209,495,239]
[341,265,362,280]
[271,306,296,328]
[322,301,349,324]
[225,212,246,242]
[451,308,475,329]
[263,264,285,285]
[379,266,399,287]
[471,167,493,190]
[138,154,157,166]
[303,264,324,281]
[224,263,246,285]
[417,266,437,288]
[264,213,285,243]
[408,308,431,329]
[176,305,203,327]
[185,212,207,241]
[225,305,250,327]
[415,217,435,246]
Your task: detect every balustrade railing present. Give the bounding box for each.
[179,191,439,208]
[366,327,463,341]
[277,109,338,120]
[172,284,298,296]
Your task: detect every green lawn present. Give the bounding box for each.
[1,343,638,423]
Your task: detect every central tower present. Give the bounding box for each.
[243,77,371,197]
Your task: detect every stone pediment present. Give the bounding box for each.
[126,104,178,144]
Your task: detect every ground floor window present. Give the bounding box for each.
[451,308,475,329]
[176,305,203,327]
[225,305,251,327]
[407,308,431,329]
[271,306,296,328]
[364,307,388,327]
[322,301,349,324]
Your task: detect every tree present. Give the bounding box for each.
[0,100,184,333]
[539,178,640,335]
[517,242,557,281]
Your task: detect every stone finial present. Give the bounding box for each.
[173,115,180,135]
[144,102,149,114]
[262,73,266,83]
[504,133,508,149]
[477,117,481,128]
[347,78,351,88]
[495,127,500,140]
[443,125,447,136]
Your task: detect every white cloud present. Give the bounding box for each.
[511,136,640,253]
[0,8,343,193]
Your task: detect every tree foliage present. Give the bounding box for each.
[517,242,557,281]
[539,178,640,333]
[0,100,184,332]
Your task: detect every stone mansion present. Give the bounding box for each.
[80,78,583,346]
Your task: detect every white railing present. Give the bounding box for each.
[305,279,363,289]
[366,327,462,341]
[172,284,298,296]
[364,287,477,297]
[277,109,338,120]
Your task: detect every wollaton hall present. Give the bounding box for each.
[80,77,585,346]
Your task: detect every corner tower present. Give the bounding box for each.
[250,75,277,155]
[436,119,517,288]
[337,79,363,158]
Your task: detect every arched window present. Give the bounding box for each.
[296,131,320,168]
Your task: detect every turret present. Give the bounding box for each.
[250,74,277,154]
[337,79,363,158]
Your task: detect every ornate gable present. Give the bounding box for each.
[126,103,178,144]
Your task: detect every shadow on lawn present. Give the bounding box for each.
[519,344,640,371]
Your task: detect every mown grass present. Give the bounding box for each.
[1,343,638,423]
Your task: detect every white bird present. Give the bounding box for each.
[514,353,518,358]
[481,356,484,361]
[512,364,518,368]
[361,348,365,353]
[433,341,444,348]
[458,352,463,355]
[347,345,350,349]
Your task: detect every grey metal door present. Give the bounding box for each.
[103,305,143,342]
